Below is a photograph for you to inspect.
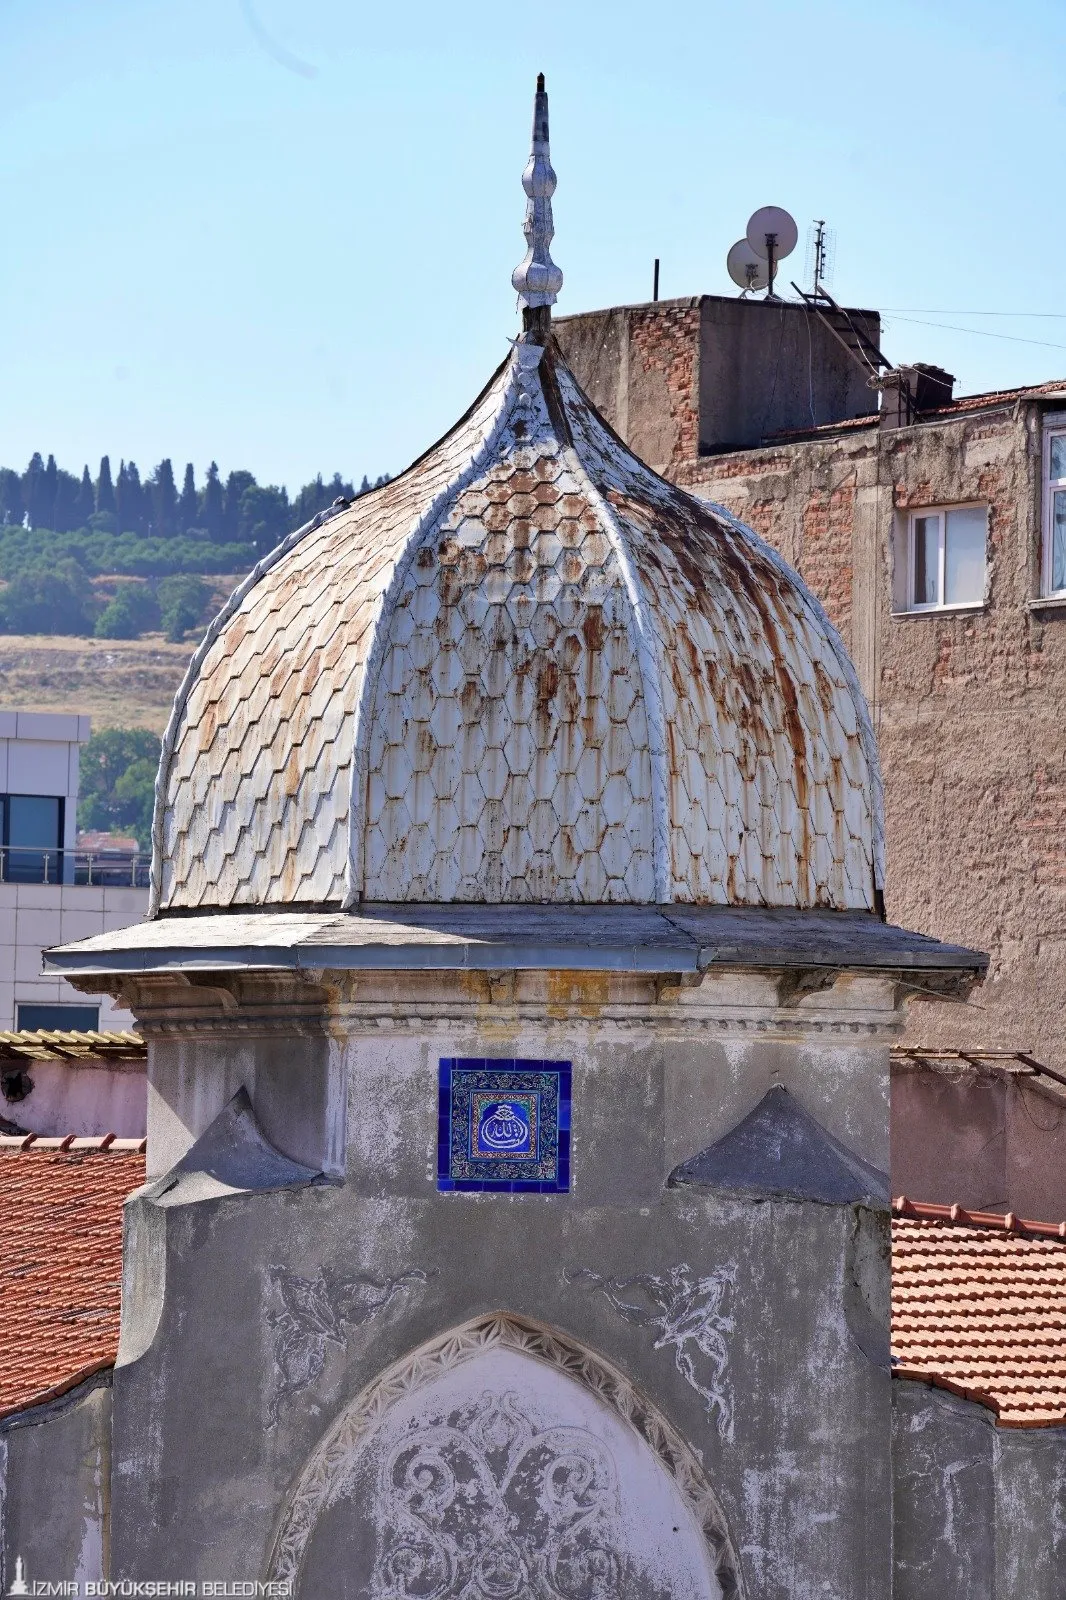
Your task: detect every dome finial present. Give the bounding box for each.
[512,73,563,338]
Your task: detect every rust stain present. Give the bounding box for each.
[546,969,609,1018]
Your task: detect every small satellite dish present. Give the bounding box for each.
[727,240,769,292]
[746,206,799,260]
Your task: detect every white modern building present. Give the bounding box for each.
[0,711,147,1032]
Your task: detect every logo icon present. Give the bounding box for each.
[478,1102,531,1152]
[7,1556,29,1597]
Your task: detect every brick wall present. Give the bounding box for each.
[688,403,1066,1075]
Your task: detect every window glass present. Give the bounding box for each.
[912,515,940,605]
[1053,491,1066,594]
[944,507,986,604]
[5,794,62,883]
[1050,434,1066,482]
[16,1003,100,1033]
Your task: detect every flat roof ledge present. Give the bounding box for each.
[43,904,988,981]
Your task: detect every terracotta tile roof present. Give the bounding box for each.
[765,378,1066,444]
[0,1141,146,1420]
[892,1199,1066,1427]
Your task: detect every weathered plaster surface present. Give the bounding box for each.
[3,1056,146,1139]
[102,964,897,1598]
[0,1375,111,1587]
[892,1381,1066,1600]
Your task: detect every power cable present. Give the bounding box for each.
[879,308,1066,319]
[881,314,1066,352]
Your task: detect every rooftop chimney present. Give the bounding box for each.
[880,363,955,430]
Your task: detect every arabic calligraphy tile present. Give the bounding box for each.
[437,1058,572,1193]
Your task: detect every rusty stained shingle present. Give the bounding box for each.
[156,340,882,913]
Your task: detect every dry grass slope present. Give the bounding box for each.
[0,635,194,733]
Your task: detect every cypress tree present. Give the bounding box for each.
[42,454,58,529]
[52,469,81,533]
[150,459,178,537]
[23,453,46,528]
[0,469,22,526]
[201,462,224,542]
[96,455,116,517]
[222,470,255,542]
[124,462,146,535]
[76,466,94,527]
[178,463,198,533]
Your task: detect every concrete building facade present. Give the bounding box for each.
[0,711,146,1033]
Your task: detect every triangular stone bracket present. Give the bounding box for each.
[668,1085,889,1208]
[144,1087,327,1207]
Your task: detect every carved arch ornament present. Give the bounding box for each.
[266,1311,746,1600]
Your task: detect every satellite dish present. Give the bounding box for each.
[745,206,799,260]
[726,239,769,292]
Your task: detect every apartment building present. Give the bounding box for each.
[0,711,146,1031]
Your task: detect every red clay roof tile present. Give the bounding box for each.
[0,1144,145,1419]
[892,1203,1066,1427]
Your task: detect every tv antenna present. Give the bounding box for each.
[744,206,797,299]
[805,219,836,298]
[726,239,769,295]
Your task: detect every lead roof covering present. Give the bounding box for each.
[153,339,884,914]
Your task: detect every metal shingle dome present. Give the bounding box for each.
[150,83,884,917]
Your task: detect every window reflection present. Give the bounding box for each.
[2,794,63,883]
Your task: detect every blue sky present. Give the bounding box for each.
[1,0,1064,491]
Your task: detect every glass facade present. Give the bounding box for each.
[1,794,63,883]
[16,1003,101,1033]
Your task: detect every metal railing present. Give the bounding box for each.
[0,845,151,889]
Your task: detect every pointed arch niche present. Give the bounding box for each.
[267,1312,744,1599]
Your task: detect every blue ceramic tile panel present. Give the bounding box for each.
[437,1058,572,1193]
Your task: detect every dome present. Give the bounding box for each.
[150,83,883,918]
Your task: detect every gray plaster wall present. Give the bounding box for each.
[892,1381,1066,1600]
[0,1375,111,1588]
[110,991,897,1598]
[696,297,880,451]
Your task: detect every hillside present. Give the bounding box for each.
[0,634,193,733]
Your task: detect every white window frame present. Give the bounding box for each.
[899,503,987,614]
[1041,417,1066,597]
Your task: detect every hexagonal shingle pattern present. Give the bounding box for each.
[155,338,882,912]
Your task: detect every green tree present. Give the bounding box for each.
[156,573,208,641]
[23,453,46,529]
[96,455,116,518]
[77,728,161,850]
[0,470,22,526]
[52,469,81,533]
[116,460,146,534]
[178,463,198,533]
[201,461,224,541]
[0,559,95,634]
[42,455,58,529]
[222,470,255,542]
[149,459,178,537]
[94,582,160,640]
[290,473,328,527]
[76,466,95,528]
[238,483,289,552]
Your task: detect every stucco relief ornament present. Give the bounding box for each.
[267,1265,431,1422]
[370,1389,621,1600]
[569,1264,737,1440]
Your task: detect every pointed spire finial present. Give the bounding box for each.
[512,73,563,335]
